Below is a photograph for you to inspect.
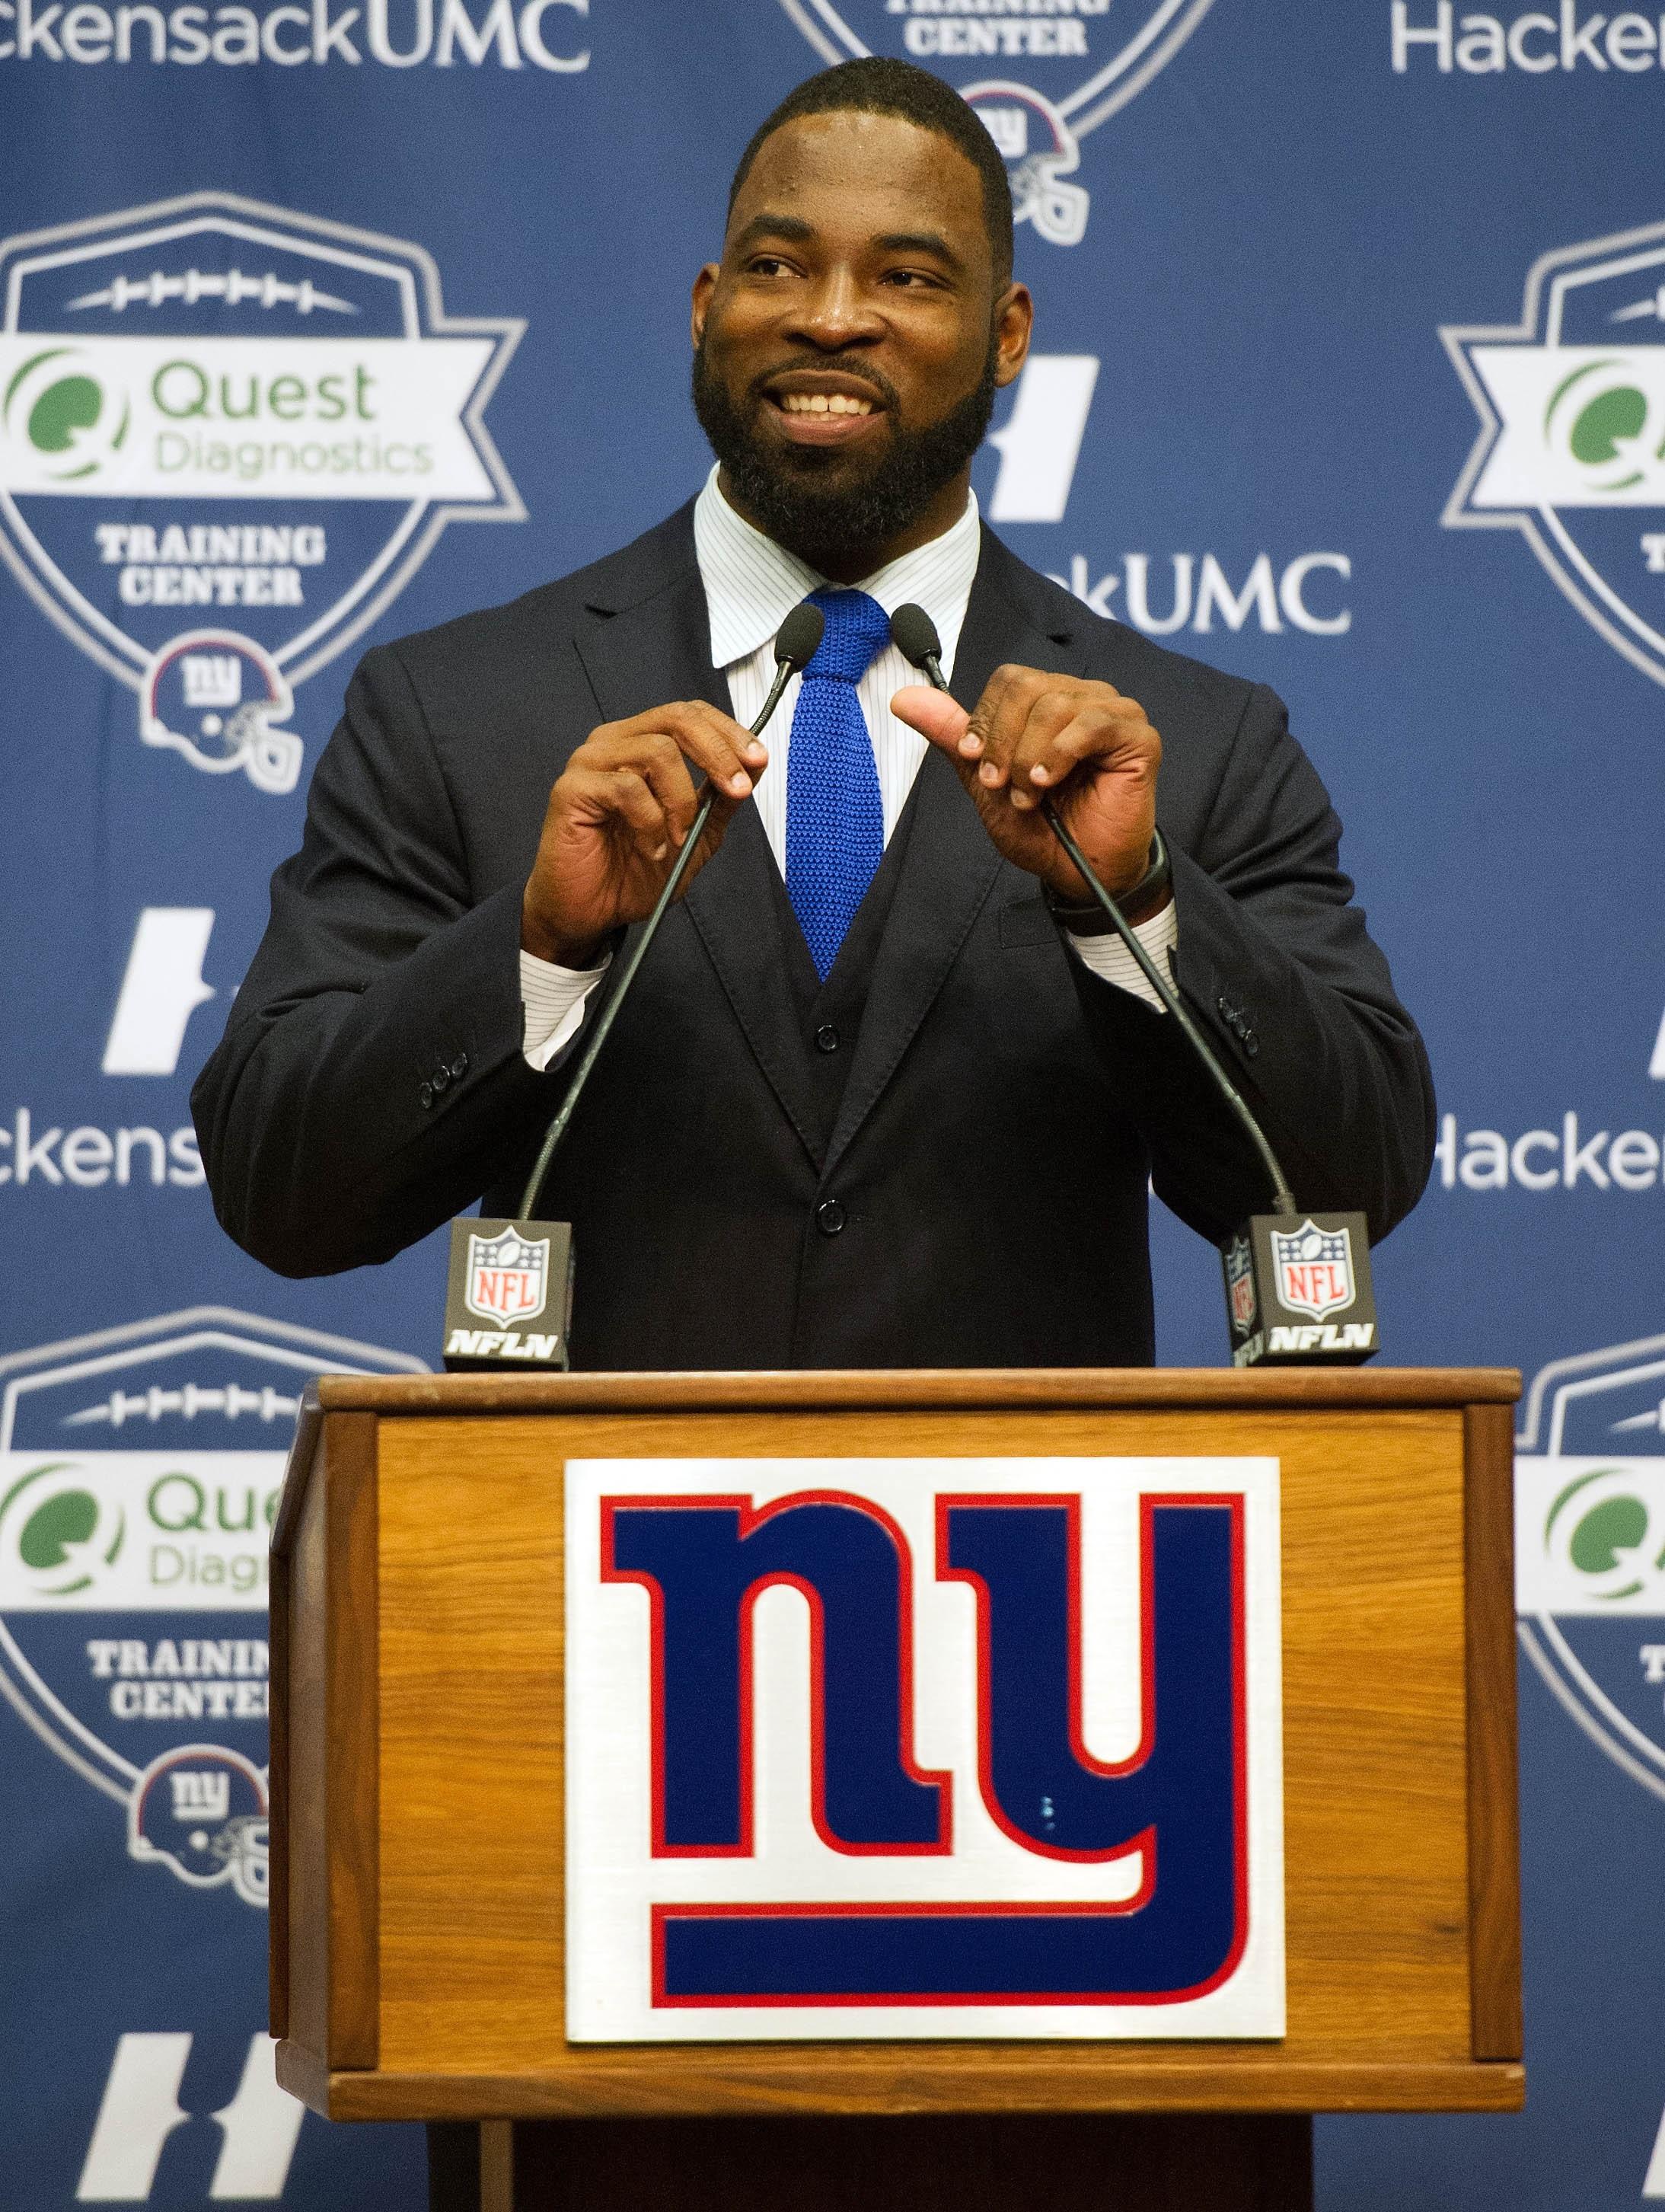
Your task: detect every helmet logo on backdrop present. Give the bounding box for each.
[0,1309,426,1905]
[777,0,1217,246]
[1516,1332,1665,1804]
[0,192,524,791]
[1444,218,1665,691]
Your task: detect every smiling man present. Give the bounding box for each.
[194,58,1434,1367]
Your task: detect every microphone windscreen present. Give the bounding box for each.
[889,602,943,670]
[774,600,825,672]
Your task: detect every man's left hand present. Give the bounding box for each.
[893,666,1169,918]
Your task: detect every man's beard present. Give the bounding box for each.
[691,334,997,574]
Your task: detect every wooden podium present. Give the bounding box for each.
[270,1368,1523,2212]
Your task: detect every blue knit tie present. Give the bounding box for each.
[786,587,889,982]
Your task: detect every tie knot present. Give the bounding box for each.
[805,587,891,684]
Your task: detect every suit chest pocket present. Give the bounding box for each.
[998,893,1059,950]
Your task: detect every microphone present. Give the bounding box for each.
[888,602,1378,1368]
[440,599,826,1371]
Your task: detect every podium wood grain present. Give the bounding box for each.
[271,1368,1523,2123]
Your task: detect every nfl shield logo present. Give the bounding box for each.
[1270,1221,1356,1323]
[466,1228,550,1326]
[1225,1234,1256,1332]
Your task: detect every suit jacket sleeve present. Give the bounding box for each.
[191,643,557,1276]
[1068,680,1435,1245]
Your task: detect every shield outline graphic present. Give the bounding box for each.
[0,1308,426,1877]
[1516,1330,1665,1805]
[777,0,1216,238]
[466,1227,551,1325]
[0,190,525,698]
[1443,218,1665,692]
[1268,1220,1354,1323]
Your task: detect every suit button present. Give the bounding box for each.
[1242,1031,1260,1058]
[815,1024,840,1055]
[432,1066,450,1094]
[815,1199,846,1237]
[419,1083,433,1109]
[451,1052,469,1079]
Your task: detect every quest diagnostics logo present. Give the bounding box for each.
[779,0,1214,246]
[1445,219,1665,690]
[0,1308,425,1907]
[0,192,523,791]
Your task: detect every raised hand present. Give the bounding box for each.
[522,703,767,966]
[893,666,1167,916]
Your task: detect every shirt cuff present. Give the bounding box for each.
[520,946,611,1071]
[1064,899,1179,1013]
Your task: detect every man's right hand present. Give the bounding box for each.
[522,703,767,966]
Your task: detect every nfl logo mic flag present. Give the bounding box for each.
[1223,1214,1378,1369]
[442,1218,573,1371]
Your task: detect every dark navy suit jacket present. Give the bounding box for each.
[193,506,1434,1368]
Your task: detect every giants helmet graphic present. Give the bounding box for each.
[140,630,302,795]
[962,84,1090,251]
[128,1746,270,1907]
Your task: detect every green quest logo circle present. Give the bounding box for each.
[1545,1466,1665,1605]
[0,1461,126,1597]
[2,346,130,480]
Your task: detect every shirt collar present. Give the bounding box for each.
[693,463,982,672]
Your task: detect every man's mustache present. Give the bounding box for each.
[747,356,902,415]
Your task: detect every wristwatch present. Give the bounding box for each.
[1043,828,1172,937]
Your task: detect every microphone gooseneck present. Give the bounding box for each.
[517,599,825,1221]
[886,602,1298,1221]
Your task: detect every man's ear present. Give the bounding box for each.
[691,263,719,350]
[992,282,1034,389]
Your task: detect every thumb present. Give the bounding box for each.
[892,684,969,751]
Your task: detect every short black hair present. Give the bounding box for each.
[728,58,1015,289]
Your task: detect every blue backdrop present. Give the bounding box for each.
[3,3,1664,2204]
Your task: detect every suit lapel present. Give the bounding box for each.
[570,553,729,726]
[571,537,829,1168]
[821,531,1091,1183]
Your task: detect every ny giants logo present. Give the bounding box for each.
[567,1459,1284,2038]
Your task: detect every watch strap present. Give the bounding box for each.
[1044,828,1172,937]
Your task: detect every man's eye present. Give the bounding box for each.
[747,256,793,277]
[883,270,939,290]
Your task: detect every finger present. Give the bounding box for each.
[565,765,670,857]
[1008,702,1147,812]
[1000,689,1092,811]
[585,705,764,806]
[1026,704,1157,793]
[891,685,968,751]
[606,730,701,848]
[607,768,672,857]
[656,701,767,801]
[967,666,1054,788]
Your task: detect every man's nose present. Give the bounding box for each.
[784,269,884,350]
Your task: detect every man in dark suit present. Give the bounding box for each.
[193,59,1434,1369]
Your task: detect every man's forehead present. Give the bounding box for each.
[729,111,985,233]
